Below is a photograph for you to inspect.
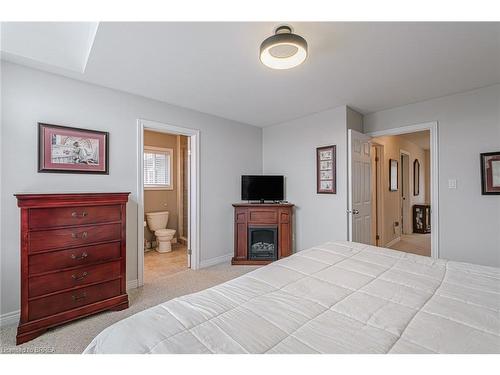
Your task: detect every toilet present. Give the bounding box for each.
[145,211,176,253]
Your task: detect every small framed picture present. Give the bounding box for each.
[480,151,500,195]
[413,159,420,196]
[38,123,109,174]
[317,145,336,194]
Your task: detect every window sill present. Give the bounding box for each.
[145,186,174,191]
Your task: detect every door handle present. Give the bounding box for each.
[347,209,360,215]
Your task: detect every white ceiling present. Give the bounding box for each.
[399,130,430,150]
[1,22,499,127]
[1,22,99,73]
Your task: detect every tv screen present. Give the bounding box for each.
[241,175,284,201]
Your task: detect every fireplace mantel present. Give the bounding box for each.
[232,203,294,265]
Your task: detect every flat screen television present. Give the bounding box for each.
[241,175,284,202]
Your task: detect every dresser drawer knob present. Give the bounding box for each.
[71,231,88,239]
[71,211,88,218]
[72,292,87,302]
[71,252,88,260]
[71,272,88,281]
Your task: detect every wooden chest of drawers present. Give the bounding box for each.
[15,193,130,345]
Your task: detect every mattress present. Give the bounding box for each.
[84,241,500,354]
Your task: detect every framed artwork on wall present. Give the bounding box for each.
[389,159,398,191]
[38,123,109,174]
[413,159,420,196]
[317,145,336,194]
[480,151,500,195]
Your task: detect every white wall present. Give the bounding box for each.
[263,106,349,251]
[0,62,262,316]
[364,84,500,267]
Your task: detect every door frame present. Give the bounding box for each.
[399,149,411,235]
[371,143,385,246]
[366,121,439,259]
[137,119,201,287]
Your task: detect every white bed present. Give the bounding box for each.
[84,241,500,354]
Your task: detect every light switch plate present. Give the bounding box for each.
[448,179,457,189]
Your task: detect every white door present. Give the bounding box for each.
[348,129,372,244]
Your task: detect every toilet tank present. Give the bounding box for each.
[146,211,169,231]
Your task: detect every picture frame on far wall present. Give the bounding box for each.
[389,159,398,191]
[38,123,109,174]
[317,145,336,194]
[413,159,420,196]
[480,151,500,195]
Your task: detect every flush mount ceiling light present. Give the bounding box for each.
[260,25,308,70]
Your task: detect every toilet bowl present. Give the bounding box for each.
[145,211,177,253]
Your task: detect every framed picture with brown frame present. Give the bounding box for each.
[480,151,500,195]
[38,123,109,174]
[413,159,420,196]
[316,145,336,194]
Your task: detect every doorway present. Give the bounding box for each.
[400,151,411,235]
[348,122,438,259]
[137,119,200,287]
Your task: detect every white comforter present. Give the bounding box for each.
[84,241,500,354]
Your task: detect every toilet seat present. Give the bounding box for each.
[155,229,176,237]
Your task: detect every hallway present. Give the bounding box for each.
[388,233,431,257]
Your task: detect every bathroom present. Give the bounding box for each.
[143,129,189,281]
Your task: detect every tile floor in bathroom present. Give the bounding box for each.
[144,243,188,283]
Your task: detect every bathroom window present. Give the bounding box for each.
[144,146,173,190]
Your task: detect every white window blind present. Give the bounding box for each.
[144,147,173,189]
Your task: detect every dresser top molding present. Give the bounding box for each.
[15,192,130,207]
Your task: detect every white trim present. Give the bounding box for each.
[371,143,385,246]
[347,130,353,241]
[199,253,233,268]
[137,119,201,288]
[366,121,439,259]
[176,135,184,239]
[399,150,411,235]
[385,236,401,248]
[127,279,139,290]
[0,310,20,328]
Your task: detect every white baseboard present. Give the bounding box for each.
[199,253,233,268]
[127,279,139,290]
[0,309,20,328]
[385,237,401,248]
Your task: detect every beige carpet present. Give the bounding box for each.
[388,233,431,257]
[0,263,258,354]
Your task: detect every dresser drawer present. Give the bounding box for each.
[29,205,121,229]
[29,223,121,253]
[28,279,121,321]
[29,242,121,274]
[29,260,121,298]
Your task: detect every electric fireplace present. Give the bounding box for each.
[248,226,278,261]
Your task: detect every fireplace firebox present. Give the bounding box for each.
[248,226,278,261]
